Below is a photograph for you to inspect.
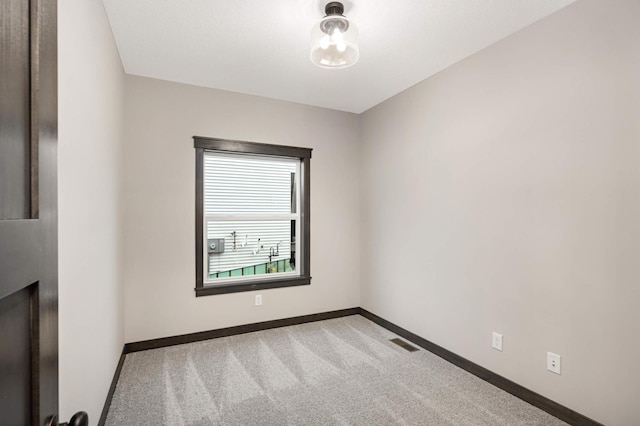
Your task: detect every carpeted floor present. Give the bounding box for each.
[105,315,567,425]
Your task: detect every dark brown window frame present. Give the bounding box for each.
[194,136,312,296]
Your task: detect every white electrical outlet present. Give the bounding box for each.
[255,294,262,306]
[492,332,503,351]
[547,352,561,375]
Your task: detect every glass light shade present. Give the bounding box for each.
[310,15,359,69]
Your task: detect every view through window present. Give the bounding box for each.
[204,152,299,281]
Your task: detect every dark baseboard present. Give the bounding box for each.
[97,348,126,426]
[358,308,604,426]
[123,307,360,354]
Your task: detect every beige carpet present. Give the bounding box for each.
[105,315,567,425]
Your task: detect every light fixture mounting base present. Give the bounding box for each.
[325,2,344,16]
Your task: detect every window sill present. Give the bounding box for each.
[195,276,311,296]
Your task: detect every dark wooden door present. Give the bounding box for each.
[1,0,58,425]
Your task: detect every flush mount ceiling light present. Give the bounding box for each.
[310,2,359,69]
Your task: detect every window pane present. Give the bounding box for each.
[204,154,297,215]
[207,220,295,280]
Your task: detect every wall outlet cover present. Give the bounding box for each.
[255,294,262,306]
[492,332,503,351]
[547,352,561,375]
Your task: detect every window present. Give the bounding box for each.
[194,137,312,296]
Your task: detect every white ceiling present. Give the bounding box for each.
[103,0,575,114]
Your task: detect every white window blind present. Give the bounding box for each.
[204,154,296,215]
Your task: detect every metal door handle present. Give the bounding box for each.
[47,411,89,426]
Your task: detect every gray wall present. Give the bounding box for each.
[122,76,361,343]
[58,0,125,421]
[360,1,639,424]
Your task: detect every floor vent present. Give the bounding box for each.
[390,338,419,352]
